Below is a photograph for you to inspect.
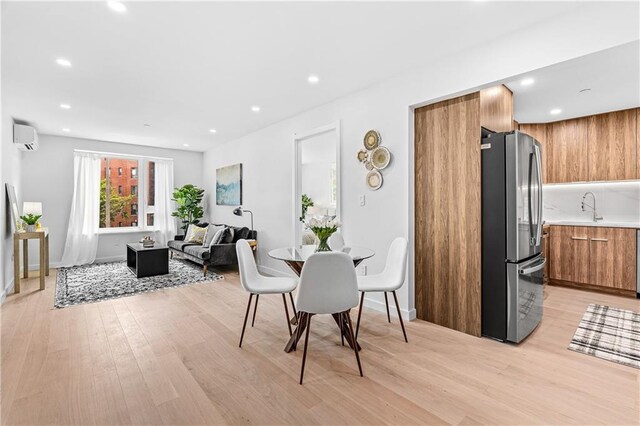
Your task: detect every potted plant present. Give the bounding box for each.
[300,194,314,222]
[305,217,341,252]
[171,184,205,233]
[20,213,42,232]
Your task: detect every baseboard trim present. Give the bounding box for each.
[0,278,15,304]
[362,295,415,321]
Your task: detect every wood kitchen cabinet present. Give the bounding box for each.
[587,108,637,181]
[547,118,589,183]
[549,226,590,284]
[480,85,513,133]
[589,227,636,290]
[548,225,637,295]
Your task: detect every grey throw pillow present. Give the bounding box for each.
[204,225,225,247]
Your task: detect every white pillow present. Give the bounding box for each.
[209,227,227,247]
[202,225,224,247]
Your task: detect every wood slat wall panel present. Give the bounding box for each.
[414,93,481,337]
[587,108,637,181]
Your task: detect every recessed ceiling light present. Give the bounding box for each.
[550,108,562,115]
[56,58,72,67]
[307,74,320,84]
[62,128,70,132]
[520,78,534,86]
[251,106,261,112]
[143,123,151,127]
[209,128,217,133]
[183,143,190,147]
[60,103,71,109]
[107,1,127,13]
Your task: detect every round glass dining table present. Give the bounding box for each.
[268,245,375,353]
[268,245,375,276]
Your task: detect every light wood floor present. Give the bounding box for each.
[2,269,639,425]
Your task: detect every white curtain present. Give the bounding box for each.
[60,151,101,267]
[153,160,176,245]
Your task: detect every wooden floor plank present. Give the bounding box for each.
[2,270,639,425]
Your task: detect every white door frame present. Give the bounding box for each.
[292,121,341,247]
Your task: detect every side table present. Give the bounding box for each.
[13,228,49,293]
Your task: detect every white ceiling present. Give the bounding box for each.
[507,41,640,124]
[1,1,614,151]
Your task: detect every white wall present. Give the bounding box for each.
[1,113,23,300]
[202,3,639,320]
[544,181,640,224]
[20,135,203,268]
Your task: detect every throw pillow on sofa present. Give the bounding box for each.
[185,224,207,244]
[221,227,235,244]
[203,225,225,246]
[209,226,227,247]
[234,227,251,242]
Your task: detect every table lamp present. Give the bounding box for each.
[233,206,254,232]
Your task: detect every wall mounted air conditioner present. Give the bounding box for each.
[13,123,39,151]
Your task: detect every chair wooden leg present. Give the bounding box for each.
[251,294,260,327]
[292,312,304,352]
[346,311,363,377]
[289,292,297,318]
[239,293,253,348]
[392,290,408,343]
[339,313,345,346]
[300,313,312,385]
[355,292,365,341]
[282,294,292,336]
[384,292,391,323]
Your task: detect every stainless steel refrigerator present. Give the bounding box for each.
[481,130,545,343]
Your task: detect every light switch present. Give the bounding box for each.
[359,194,366,206]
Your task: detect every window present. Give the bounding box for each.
[100,157,139,229]
[97,154,164,232]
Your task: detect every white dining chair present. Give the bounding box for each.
[296,251,363,384]
[328,232,346,251]
[355,237,408,343]
[236,240,298,348]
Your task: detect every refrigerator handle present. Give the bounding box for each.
[519,257,546,275]
[534,144,543,246]
[528,153,535,246]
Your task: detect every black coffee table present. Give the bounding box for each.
[126,243,169,278]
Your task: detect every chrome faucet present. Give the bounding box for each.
[581,191,603,222]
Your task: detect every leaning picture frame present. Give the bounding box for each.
[5,183,22,232]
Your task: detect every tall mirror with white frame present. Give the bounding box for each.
[293,122,341,247]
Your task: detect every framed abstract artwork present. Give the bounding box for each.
[216,163,243,206]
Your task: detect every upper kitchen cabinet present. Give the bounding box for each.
[480,85,513,133]
[547,118,589,183]
[587,108,638,181]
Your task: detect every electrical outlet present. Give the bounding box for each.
[359,194,366,206]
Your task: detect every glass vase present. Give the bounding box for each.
[315,235,331,252]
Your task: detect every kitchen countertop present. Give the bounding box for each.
[545,220,640,229]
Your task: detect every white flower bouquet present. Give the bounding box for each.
[305,217,341,252]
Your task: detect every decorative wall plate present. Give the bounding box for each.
[357,149,368,163]
[364,161,374,171]
[363,130,381,150]
[370,146,391,169]
[366,170,383,190]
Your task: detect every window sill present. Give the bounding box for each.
[98,228,155,235]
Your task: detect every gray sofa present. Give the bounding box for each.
[167,223,257,275]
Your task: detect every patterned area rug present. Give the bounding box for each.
[568,304,640,369]
[55,258,223,308]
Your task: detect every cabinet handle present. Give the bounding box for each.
[571,236,588,240]
[590,238,609,242]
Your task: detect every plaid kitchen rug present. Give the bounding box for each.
[568,304,640,369]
